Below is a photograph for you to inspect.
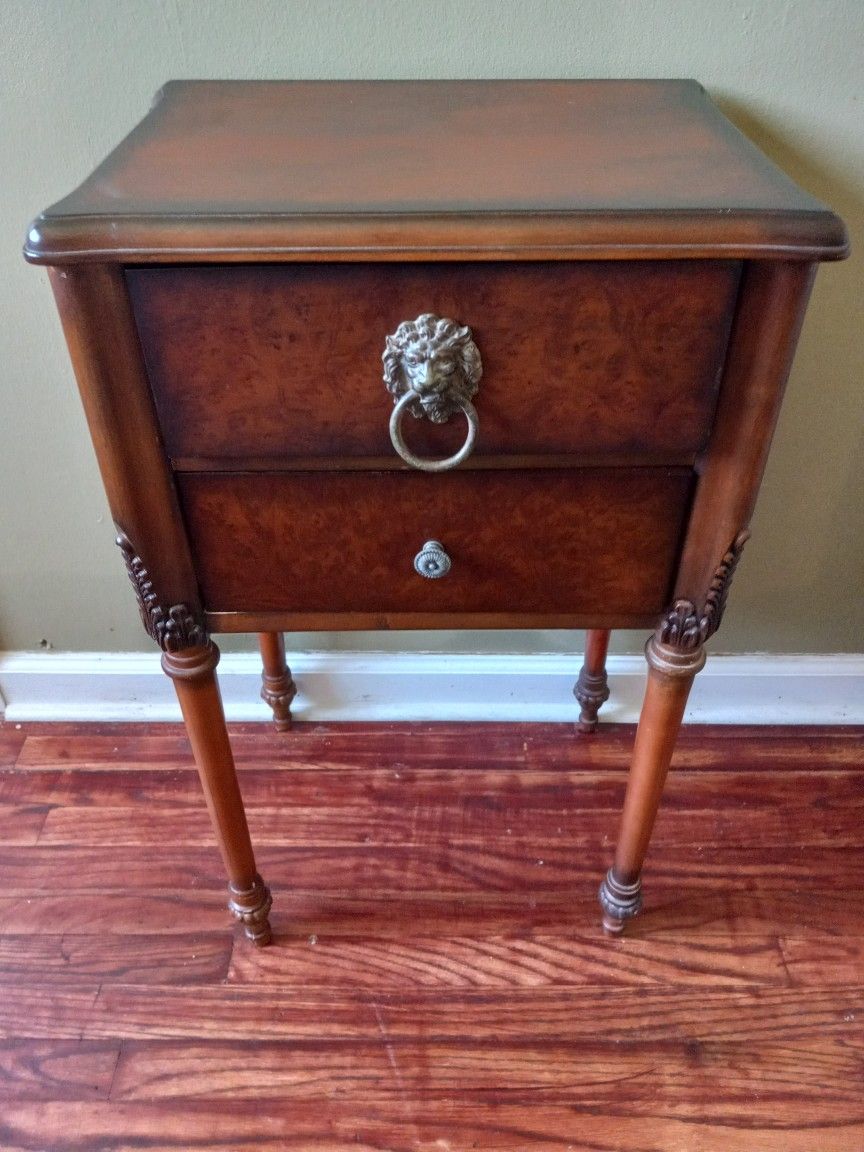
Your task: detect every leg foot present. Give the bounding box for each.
[598,869,643,934]
[229,873,273,947]
[574,629,611,732]
[258,632,296,732]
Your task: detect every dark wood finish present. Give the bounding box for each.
[573,628,611,732]
[26,81,847,942]
[128,261,740,461]
[25,80,847,262]
[257,632,296,732]
[160,643,272,946]
[1,720,863,1150]
[176,469,692,616]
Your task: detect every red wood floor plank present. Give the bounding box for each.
[0,934,232,985]
[0,1039,119,1101]
[1,1098,862,1152]
[73,984,864,1045]
[105,1035,864,1129]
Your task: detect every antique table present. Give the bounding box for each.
[25,80,847,944]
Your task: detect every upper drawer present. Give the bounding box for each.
[127,261,740,464]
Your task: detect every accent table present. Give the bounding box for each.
[25,80,848,944]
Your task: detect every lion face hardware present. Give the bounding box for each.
[382,313,483,472]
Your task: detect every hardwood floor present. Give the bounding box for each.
[0,720,862,1150]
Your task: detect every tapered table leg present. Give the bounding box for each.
[598,634,705,933]
[163,641,273,945]
[574,628,611,731]
[258,632,297,732]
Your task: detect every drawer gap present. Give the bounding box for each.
[171,452,699,473]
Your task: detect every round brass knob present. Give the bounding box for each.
[413,540,451,579]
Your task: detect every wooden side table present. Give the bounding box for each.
[25,80,848,945]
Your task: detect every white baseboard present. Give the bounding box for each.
[0,650,862,724]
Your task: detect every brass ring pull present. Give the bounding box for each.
[389,391,478,473]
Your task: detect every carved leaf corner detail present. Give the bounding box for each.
[657,531,750,652]
[115,530,206,652]
[657,600,705,652]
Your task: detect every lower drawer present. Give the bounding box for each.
[177,469,693,619]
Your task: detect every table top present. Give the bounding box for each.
[25,79,847,263]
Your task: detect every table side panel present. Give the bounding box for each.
[46,264,202,617]
[675,260,817,608]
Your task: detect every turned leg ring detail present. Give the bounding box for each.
[598,869,643,933]
[574,669,610,731]
[228,873,273,947]
[258,633,297,732]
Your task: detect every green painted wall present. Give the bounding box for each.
[1,0,861,654]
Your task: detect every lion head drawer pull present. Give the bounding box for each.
[383,313,483,472]
[413,540,452,579]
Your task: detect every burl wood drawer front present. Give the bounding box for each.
[176,469,693,616]
[129,262,740,463]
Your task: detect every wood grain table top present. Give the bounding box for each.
[25,80,848,263]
